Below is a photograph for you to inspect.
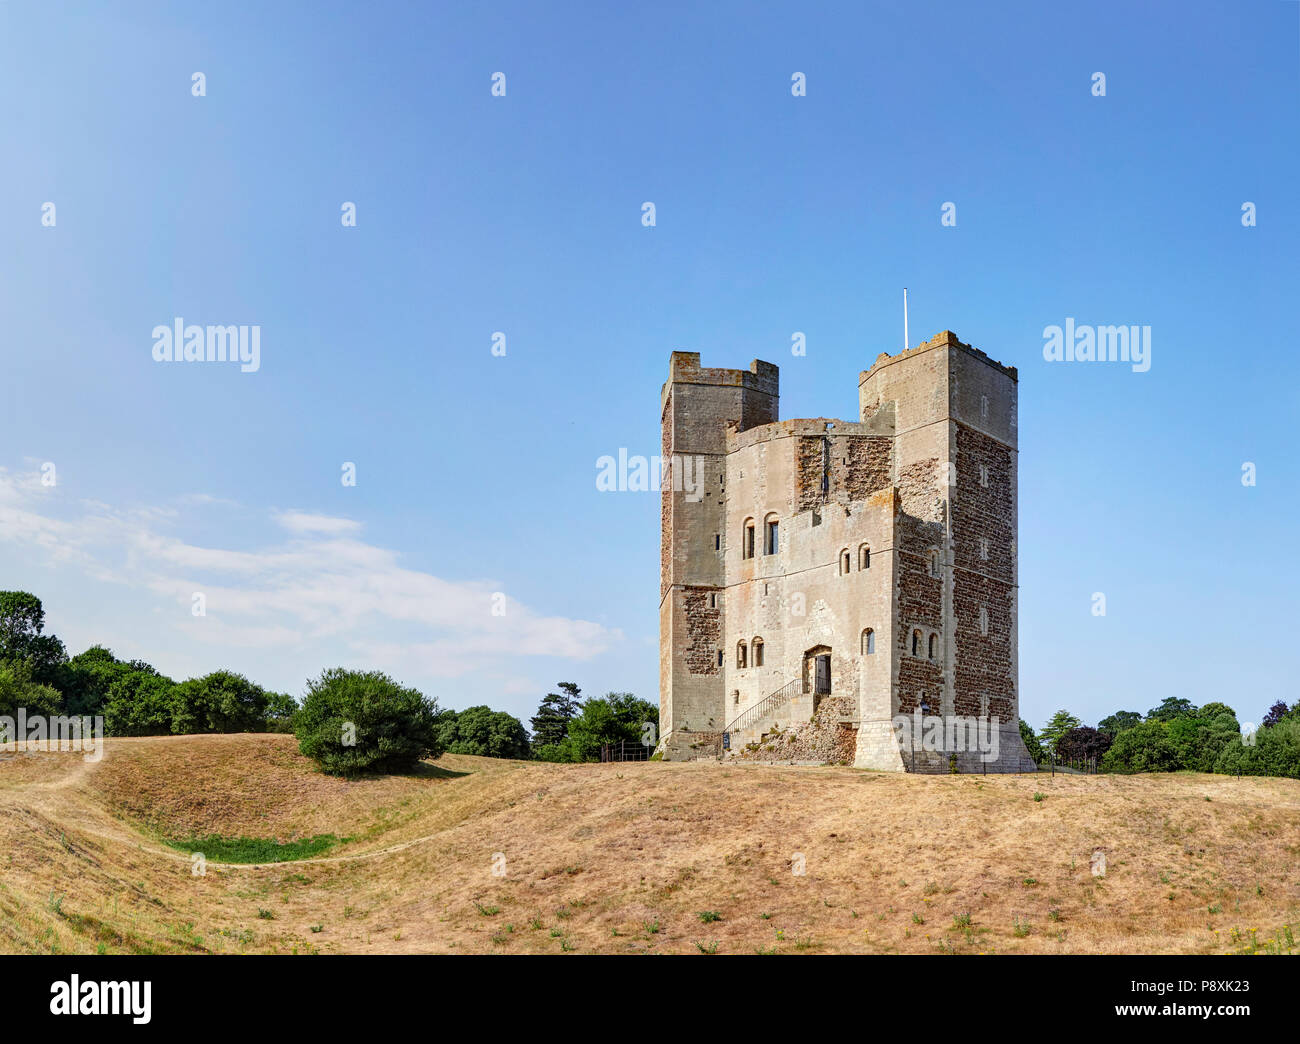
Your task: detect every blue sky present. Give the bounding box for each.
[1,1,1296,730]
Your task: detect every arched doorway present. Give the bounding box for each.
[802,645,832,712]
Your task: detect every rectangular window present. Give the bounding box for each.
[744,525,755,559]
[979,465,989,488]
[979,606,989,636]
[765,520,779,555]
[714,534,720,550]
[979,537,989,561]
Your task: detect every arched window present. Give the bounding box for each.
[752,637,764,666]
[742,519,755,560]
[736,641,748,668]
[764,514,780,555]
[840,549,851,575]
[861,628,875,655]
[859,544,870,570]
[911,629,922,656]
[929,550,941,577]
[928,633,938,660]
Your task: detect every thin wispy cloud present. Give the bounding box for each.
[0,468,620,683]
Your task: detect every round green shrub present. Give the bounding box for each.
[295,667,442,775]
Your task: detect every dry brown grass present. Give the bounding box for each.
[2,734,1298,955]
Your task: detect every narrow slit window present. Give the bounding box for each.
[765,519,779,555]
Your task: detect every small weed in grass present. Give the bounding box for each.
[912,912,924,924]
[1048,909,1062,922]
[698,910,722,924]
[473,902,499,916]
[1033,793,1046,803]
[1013,918,1031,938]
[643,919,660,934]
[759,912,771,920]
[1023,878,1037,887]
[310,924,323,933]
[952,912,972,929]
[696,941,719,954]
[549,928,563,938]
[529,918,543,930]
[256,908,274,920]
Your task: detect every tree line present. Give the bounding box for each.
[1019,696,1300,777]
[0,591,657,774]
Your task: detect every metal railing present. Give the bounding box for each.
[722,678,802,747]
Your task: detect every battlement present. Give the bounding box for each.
[725,410,895,453]
[663,351,779,406]
[859,330,1017,384]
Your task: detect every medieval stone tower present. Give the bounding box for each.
[658,331,1036,771]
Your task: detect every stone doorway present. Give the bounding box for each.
[802,645,833,713]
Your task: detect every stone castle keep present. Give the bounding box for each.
[658,330,1036,771]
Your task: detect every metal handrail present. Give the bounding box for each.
[722,677,802,741]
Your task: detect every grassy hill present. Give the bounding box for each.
[1,733,1297,954]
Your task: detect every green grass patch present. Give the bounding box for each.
[165,834,346,863]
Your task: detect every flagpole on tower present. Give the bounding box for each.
[903,288,909,351]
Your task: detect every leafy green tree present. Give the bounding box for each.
[530,682,582,751]
[0,659,62,736]
[1038,710,1082,758]
[1018,719,1044,763]
[61,645,129,716]
[1146,696,1195,722]
[0,591,68,688]
[1101,719,1178,773]
[1098,710,1142,736]
[264,691,298,732]
[295,668,442,775]
[102,671,178,736]
[1170,703,1240,773]
[172,670,270,734]
[434,705,530,759]
[1214,719,1300,778]
[550,691,659,762]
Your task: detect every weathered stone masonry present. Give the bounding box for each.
[659,330,1036,771]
